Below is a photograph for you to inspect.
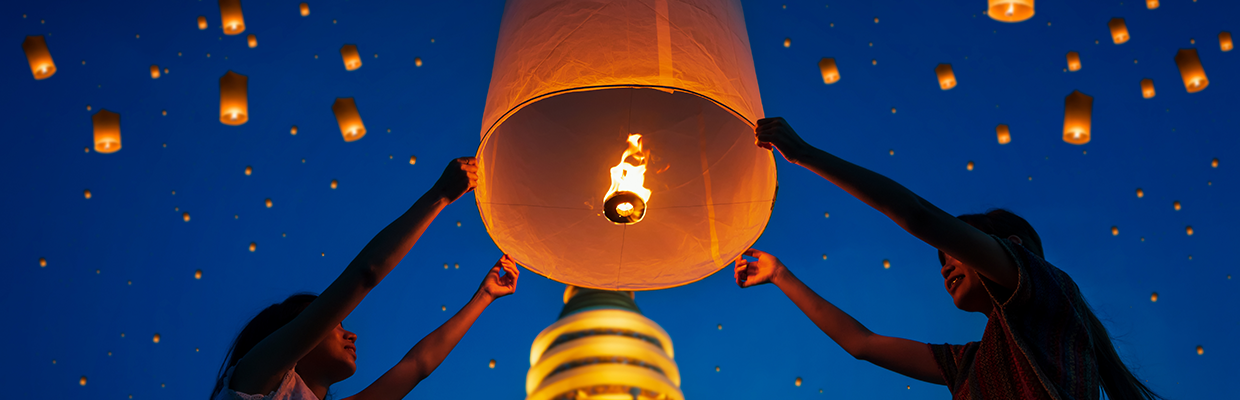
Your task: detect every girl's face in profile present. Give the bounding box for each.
[300,323,358,383]
[939,252,994,314]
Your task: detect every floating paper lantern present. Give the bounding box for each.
[80,376,87,386]
[219,71,248,125]
[1062,90,1093,145]
[409,155,417,165]
[1141,79,1155,99]
[783,38,791,48]
[1221,32,1233,52]
[1174,49,1208,93]
[300,2,309,16]
[477,0,775,290]
[290,125,298,135]
[332,97,366,141]
[249,242,257,252]
[247,34,257,48]
[415,57,423,67]
[93,110,122,153]
[966,161,974,171]
[1197,345,1204,355]
[1066,51,1081,71]
[818,58,839,84]
[1146,0,1158,9]
[996,124,1011,144]
[265,198,272,208]
[489,359,496,369]
[150,65,160,79]
[935,64,956,90]
[153,333,161,343]
[331,179,338,189]
[795,377,802,387]
[218,0,246,35]
[1108,18,1129,44]
[340,44,362,71]
[1136,188,1144,198]
[987,0,1034,23]
[195,270,202,279]
[1212,158,1218,168]
[22,35,56,80]
[1173,201,1181,211]
[84,189,92,199]
[183,212,190,222]
[198,16,207,30]
[1185,226,1193,236]
[245,165,252,175]
[882,259,891,269]
[1150,292,1158,302]
[39,257,47,267]
[1111,226,1119,236]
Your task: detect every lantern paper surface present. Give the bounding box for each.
[987,0,1034,23]
[1141,79,1155,99]
[150,65,160,79]
[22,35,56,80]
[300,3,309,16]
[1066,51,1081,71]
[1109,18,1129,44]
[198,16,207,30]
[332,98,366,142]
[1221,32,1233,52]
[1063,90,1093,145]
[219,0,246,35]
[935,63,956,90]
[1146,0,1158,9]
[219,71,249,125]
[92,110,121,153]
[477,0,775,290]
[818,58,839,84]
[341,45,362,71]
[1174,49,1208,93]
[996,124,1011,144]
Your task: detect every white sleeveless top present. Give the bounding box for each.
[212,365,319,400]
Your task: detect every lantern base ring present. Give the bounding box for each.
[604,192,646,224]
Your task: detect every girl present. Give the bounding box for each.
[735,118,1160,399]
[210,157,521,400]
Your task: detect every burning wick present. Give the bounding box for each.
[603,134,651,224]
[1006,3,1015,17]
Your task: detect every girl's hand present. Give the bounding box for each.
[478,255,520,301]
[433,157,479,203]
[755,117,814,165]
[734,248,788,288]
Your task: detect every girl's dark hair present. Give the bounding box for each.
[957,209,1161,400]
[210,293,318,399]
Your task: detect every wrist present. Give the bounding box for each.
[771,265,793,287]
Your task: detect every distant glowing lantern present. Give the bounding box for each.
[22,35,56,80]
[84,189,92,199]
[489,359,496,369]
[93,110,122,153]
[218,0,246,35]
[795,377,802,387]
[414,57,423,67]
[784,38,791,48]
[1211,158,1218,168]
[183,212,190,222]
[1111,226,1119,236]
[882,259,891,269]
[1062,90,1093,145]
[1173,201,1181,211]
[39,257,47,267]
[409,155,417,165]
[818,58,839,84]
[195,269,202,279]
[1185,226,1193,236]
[935,64,956,90]
[265,198,272,208]
[1174,49,1208,93]
[340,44,362,71]
[1066,51,1081,71]
[332,97,366,141]
[987,0,1034,23]
[1141,79,1155,98]
[153,333,161,343]
[1150,292,1158,302]
[219,71,248,125]
[80,376,87,386]
[1146,0,1158,9]
[290,126,298,135]
[245,165,252,175]
[150,65,160,79]
[477,0,775,290]
[966,161,974,171]
[1196,345,1203,355]
[247,34,257,48]
[1108,18,1129,44]
[1136,188,1144,198]
[198,16,207,30]
[1221,32,1233,52]
[330,179,338,189]
[996,124,1011,144]
[300,2,309,16]
[249,242,257,252]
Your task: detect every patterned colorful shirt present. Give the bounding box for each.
[929,236,1099,400]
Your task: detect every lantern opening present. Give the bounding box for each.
[603,134,651,225]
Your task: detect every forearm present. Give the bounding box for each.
[793,147,936,232]
[347,188,452,286]
[772,267,876,359]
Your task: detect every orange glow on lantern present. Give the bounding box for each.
[247,34,257,48]
[414,57,423,67]
[183,212,191,222]
[1185,226,1193,236]
[195,269,202,279]
[987,0,1034,23]
[219,71,248,125]
[341,44,362,71]
[150,65,160,79]
[152,333,161,343]
[1140,79,1155,99]
[1066,51,1081,71]
[300,3,309,16]
[1174,49,1208,93]
[198,16,207,30]
[1173,201,1181,211]
[996,124,1011,144]
[1150,292,1158,302]
[332,98,366,141]
[1221,32,1233,52]
[265,198,272,208]
[1111,226,1119,236]
[1146,0,1158,9]
[249,242,257,252]
[818,58,839,84]
[1136,188,1144,198]
[1108,18,1129,44]
[1062,90,1093,145]
[93,110,122,153]
[22,36,56,80]
[218,0,246,35]
[935,64,956,90]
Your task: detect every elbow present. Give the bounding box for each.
[841,335,874,361]
[898,196,936,235]
[356,263,383,289]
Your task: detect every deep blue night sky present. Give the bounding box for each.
[3,0,1236,398]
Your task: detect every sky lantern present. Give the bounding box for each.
[183,212,191,222]
[818,58,839,84]
[84,189,92,199]
[300,3,309,16]
[153,333,161,343]
[1173,201,1181,211]
[415,57,423,67]
[1111,226,1119,236]
[966,161,974,171]
[489,359,496,369]
[1150,292,1158,302]
[22,36,56,80]
[1108,18,1129,44]
[996,124,1011,144]
[198,16,207,30]
[341,44,362,71]
[987,0,1033,23]
[1066,51,1081,71]
[80,376,87,386]
[1136,188,1144,198]
[1062,90,1093,145]
[332,98,366,141]
[1220,32,1233,52]
[247,34,257,48]
[1146,0,1158,9]
[795,377,802,387]
[330,179,338,189]
[883,259,891,269]
[150,65,160,79]
[1185,226,1193,236]
[1197,346,1204,355]
[1140,79,1155,99]
[1174,49,1208,93]
[218,0,246,35]
[195,270,202,279]
[935,64,956,90]
[219,71,248,125]
[476,0,775,290]
[265,198,272,208]
[245,165,252,175]
[1212,158,1219,168]
[39,258,47,267]
[93,109,122,153]
[249,242,257,252]
[783,38,791,47]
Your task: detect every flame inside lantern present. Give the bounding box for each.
[603,134,651,224]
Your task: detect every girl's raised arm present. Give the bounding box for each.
[755,118,1017,289]
[229,157,479,395]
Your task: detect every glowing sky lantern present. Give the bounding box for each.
[1186,226,1193,236]
[84,189,91,199]
[39,258,47,267]
[300,2,309,16]
[996,124,1011,144]
[1141,79,1155,99]
[1150,292,1158,302]
[1174,49,1208,93]
[489,359,496,369]
[1212,158,1219,168]
[1111,226,1119,236]
[1146,0,1158,9]
[795,377,802,387]
[340,44,362,71]
[1174,201,1181,211]
[1066,51,1081,71]
[198,16,207,30]
[931,64,957,91]
[152,333,161,343]
[987,0,1033,23]
[183,212,191,222]
[80,376,86,386]
[218,0,246,35]
[818,58,839,84]
[219,71,248,125]
[1197,346,1204,355]
[1136,188,1144,198]
[249,242,257,252]
[290,125,298,135]
[331,179,338,189]
[1062,90,1093,145]
[883,259,891,269]
[245,165,252,175]
[195,269,202,279]
[1220,32,1233,52]
[93,109,122,153]
[415,57,423,67]
[247,34,257,48]
[265,198,272,208]
[22,36,56,80]
[476,0,776,290]
[332,98,366,142]
[1108,18,1129,44]
[967,161,975,171]
[150,65,160,79]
